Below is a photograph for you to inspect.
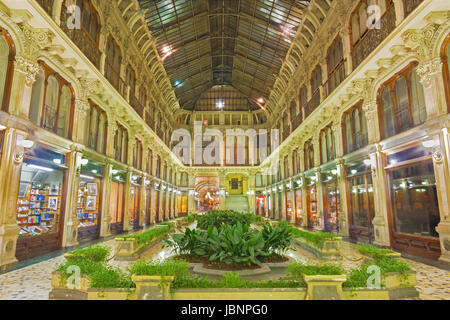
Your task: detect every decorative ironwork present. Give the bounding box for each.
[351,4,396,71]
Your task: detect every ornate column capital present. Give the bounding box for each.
[416,58,443,89]
[14,56,40,86]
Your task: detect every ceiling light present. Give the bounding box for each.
[80,174,95,180]
[81,159,89,165]
[422,140,438,148]
[53,159,62,165]
[0,124,6,131]
[17,136,34,149]
[363,159,372,166]
[217,100,224,109]
[257,97,265,104]
[162,46,171,54]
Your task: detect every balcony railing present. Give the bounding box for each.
[351,4,396,71]
[282,128,291,141]
[324,60,346,98]
[404,0,425,17]
[304,89,321,119]
[60,5,102,70]
[291,113,303,132]
[145,113,154,130]
[130,95,144,117]
[36,0,53,17]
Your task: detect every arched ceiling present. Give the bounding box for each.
[138,0,310,111]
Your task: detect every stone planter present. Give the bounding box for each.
[87,288,136,300]
[114,233,167,261]
[49,272,91,300]
[293,237,342,260]
[172,288,307,300]
[131,275,175,300]
[303,274,347,300]
[383,270,419,300]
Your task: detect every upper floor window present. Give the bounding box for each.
[156,155,161,178]
[320,126,335,164]
[147,149,153,175]
[140,86,147,108]
[311,65,322,95]
[126,64,136,98]
[304,139,315,171]
[29,62,74,139]
[114,123,128,163]
[292,149,299,175]
[343,101,368,154]
[77,0,100,46]
[378,62,427,140]
[180,172,188,186]
[0,28,15,112]
[133,138,143,170]
[105,36,121,89]
[350,0,391,49]
[284,156,290,179]
[327,37,345,94]
[85,101,107,154]
[290,100,297,119]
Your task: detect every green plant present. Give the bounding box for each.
[172,272,305,289]
[187,213,199,224]
[157,222,174,230]
[356,244,396,258]
[65,245,111,262]
[291,228,339,249]
[89,266,134,289]
[117,225,170,245]
[261,221,293,254]
[196,210,257,230]
[164,227,209,256]
[288,262,345,276]
[129,258,189,277]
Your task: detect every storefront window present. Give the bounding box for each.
[322,173,340,234]
[285,191,292,222]
[305,175,319,230]
[295,189,303,225]
[109,169,126,234]
[256,195,265,216]
[77,160,103,241]
[16,148,66,238]
[389,161,440,238]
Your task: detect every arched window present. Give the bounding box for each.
[30,62,74,139]
[114,123,128,163]
[0,28,15,112]
[343,101,369,154]
[350,0,391,48]
[311,65,322,93]
[327,37,345,95]
[378,62,427,139]
[147,149,153,175]
[304,139,315,171]
[133,139,143,170]
[126,64,136,98]
[320,126,335,164]
[156,156,161,178]
[105,36,121,90]
[140,86,147,108]
[85,101,107,154]
[77,0,100,46]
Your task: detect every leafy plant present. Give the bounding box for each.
[64,245,111,262]
[89,266,134,289]
[164,221,293,266]
[128,258,189,277]
[291,228,339,249]
[288,262,345,276]
[172,272,305,289]
[187,213,199,224]
[196,210,259,230]
[117,225,170,245]
[356,244,396,258]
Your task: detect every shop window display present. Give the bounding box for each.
[323,172,340,234]
[348,162,375,243]
[130,175,141,230]
[389,161,440,238]
[109,170,126,234]
[16,149,66,238]
[295,188,303,225]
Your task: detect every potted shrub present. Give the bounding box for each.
[129,258,189,300]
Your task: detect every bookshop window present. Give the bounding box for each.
[29,63,74,139]
[77,162,103,229]
[0,28,15,112]
[17,151,66,238]
[378,62,427,140]
[388,161,440,238]
[105,36,121,89]
[77,0,100,46]
[85,101,107,154]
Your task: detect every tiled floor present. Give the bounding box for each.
[0,232,449,300]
